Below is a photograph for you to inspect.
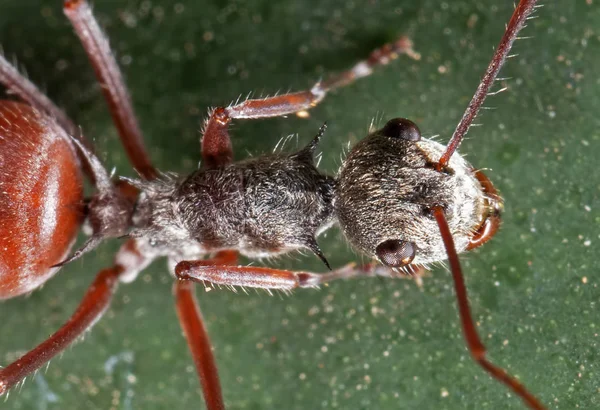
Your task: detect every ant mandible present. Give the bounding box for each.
[0,0,545,409]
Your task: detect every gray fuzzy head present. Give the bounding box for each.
[335,118,485,266]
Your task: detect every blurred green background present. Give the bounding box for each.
[0,0,598,409]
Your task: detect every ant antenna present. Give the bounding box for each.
[436,0,538,169]
[432,206,545,409]
[432,2,546,409]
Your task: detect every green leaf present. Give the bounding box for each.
[1,0,597,409]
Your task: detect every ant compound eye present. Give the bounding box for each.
[375,239,417,267]
[380,118,421,142]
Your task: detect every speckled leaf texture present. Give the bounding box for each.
[0,1,598,409]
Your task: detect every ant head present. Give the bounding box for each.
[334,118,487,268]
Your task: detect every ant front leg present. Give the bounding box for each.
[201,37,418,169]
[175,260,403,291]
[173,257,422,410]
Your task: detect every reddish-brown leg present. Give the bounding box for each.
[175,282,225,410]
[431,206,545,410]
[0,239,151,397]
[173,251,238,410]
[64,0,157,180]
[175,260,401,291]
[201,37,417,169]
[176,242,546,409]
[173,258,405,410]
[173,280,225,410]
[437,0,539,169]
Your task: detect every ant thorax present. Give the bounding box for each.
[129,133,335,263]
[335,119,487,267]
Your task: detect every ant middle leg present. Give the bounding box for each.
[201,37,419,169]
[172,251,238,410]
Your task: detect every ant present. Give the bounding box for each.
[0,0,546,409]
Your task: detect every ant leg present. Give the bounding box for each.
[201,107,235,168]
[201,37,418,168]
[64,0,158,180]
[174,282,225,410]
[175,260,399,291]
[0,239,151,397]
[431,206,545,410]
[173,251,237,410]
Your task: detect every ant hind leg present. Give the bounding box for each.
[0,240,151,397]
